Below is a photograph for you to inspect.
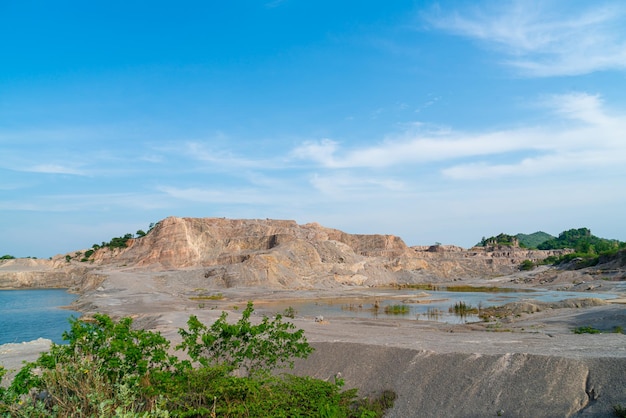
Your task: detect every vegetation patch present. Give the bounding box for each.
[449,301,478,318]
[572,325,624,335]
[0,303,393,417]
[444,285,520,293]
[383,304,410,315]
[614,404,626,418]
[189,293,224,301]
[572,326,602,334]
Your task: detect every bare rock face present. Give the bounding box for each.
[294,343,626,418]
[91,217,406,288]
[0,258,104,290]
[85,217,569,288]
[1,217,576,290]
[405,244,572,279]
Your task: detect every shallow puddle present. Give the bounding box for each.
[255,288,618,324]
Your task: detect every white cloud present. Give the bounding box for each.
[157,186,275,205]
[426,1,626,77]
[291,92,626,180]
[182,141,287,170]
[0,192,170,212]
[540,92,613,125]
[26,164,87,176]
[290,139,340,166]
[309,173,405,197]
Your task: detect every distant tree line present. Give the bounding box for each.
[537,228,624,253]
[477,228,626,271]
[477,233,523,248]
[70,223,157,262]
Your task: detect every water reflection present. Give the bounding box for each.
[258,287,617,325]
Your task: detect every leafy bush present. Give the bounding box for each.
[177,301,313,375]
[0,304,390,417]
[519,259,535,271]
[572,326,601,334]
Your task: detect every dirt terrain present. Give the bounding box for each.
[1,218,625,417]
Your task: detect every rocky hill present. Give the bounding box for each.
[1,217,573,290]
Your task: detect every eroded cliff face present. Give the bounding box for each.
[85,217,570,287]
[0,258,105,290]
[293,343,626,418]
[1,217,573,290]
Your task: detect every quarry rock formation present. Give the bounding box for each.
[2,217,624,417]
[1,217,574,289]
[294,342,626,418]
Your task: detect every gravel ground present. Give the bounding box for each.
[2,269,625,416]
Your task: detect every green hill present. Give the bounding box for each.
[475,231,553,248]
[515,231,554,249]
[537,228,624,253]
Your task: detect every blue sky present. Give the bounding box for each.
[2,1,626,258]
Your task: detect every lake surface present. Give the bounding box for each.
[257,288,618,324]
[0,289,80,345]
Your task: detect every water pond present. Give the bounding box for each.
[255,287,618,324]
[0,289,80,345]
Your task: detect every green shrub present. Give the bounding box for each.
[177,301,313,375]
[572,326,601,334]
[1,306,392,417]
[283,306,297,318]
[519,259,535,271]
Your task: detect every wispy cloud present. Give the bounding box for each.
[426,1,626,77]
[292,92,626,180]
[25,164,87,176]
[309,173,406,197]
[180,141,288,170]
[0,192,171,212]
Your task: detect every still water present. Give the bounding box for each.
[256,288,618,324]
[0,289,80,345]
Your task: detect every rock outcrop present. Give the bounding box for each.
[293,342,626,418]
[0,258,105,290]
[1,217,574,289]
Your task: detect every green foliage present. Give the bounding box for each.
[477,233,521,247]
[536,228,625,268]
[0,307,390,417]
[519,259,535,271]
[572,326,601,334]
[283,306,297,318]
[614,404,626,417]
[515,231,554,249]
[102,233,134,249]
[538,227,623,253]
[383,304,410,315]
[449,301,478,318]
[177,301,314,375]
[0,254,15,260]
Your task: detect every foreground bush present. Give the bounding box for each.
[0,303,393,417]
